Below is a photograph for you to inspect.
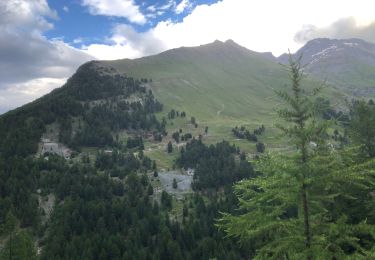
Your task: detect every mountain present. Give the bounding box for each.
[0,61,164,158]
[1,39,340,156]
[1,39,374,260]
[103,39,343,149]
[105,40,325,123]
[278,38,375,96]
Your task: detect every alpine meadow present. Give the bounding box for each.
[1,0,375,259]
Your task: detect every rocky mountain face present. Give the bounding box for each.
[278,38,375,96]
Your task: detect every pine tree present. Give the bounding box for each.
[172,178,178,189]
[0,215,37,260]
[167,141,173,153]
[256,142,265,153]
[217,54,375,259]
[0,231,37,260]
[349,100,375,158]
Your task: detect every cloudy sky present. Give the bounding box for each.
[1,0,375,113]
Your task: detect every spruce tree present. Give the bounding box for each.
[167,141,173,153]
[172,178,178,189]
[349,100,375,158]
[217,55,375,259]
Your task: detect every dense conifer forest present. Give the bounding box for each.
[0,58,375,259]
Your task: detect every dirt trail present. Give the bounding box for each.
[217,104,225,116]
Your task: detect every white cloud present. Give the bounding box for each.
[295,17,375,44]
[146,5,156,12]
[0,78,66,114]
[0,0,57,32]
[2,0,375,113]
[83,24,166,59]
[0,0,93,113]
[175,0,191,14]
[81,0,146,24]
[73,37,84,44]
[84,0,375,60]
[63,6,69,12]
[159,0,175,10]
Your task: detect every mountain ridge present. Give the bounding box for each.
[4,37,373,118]
[103,38,294,121]
[278,37,375,96]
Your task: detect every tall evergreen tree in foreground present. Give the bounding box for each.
[217,55,375,259]
[349,100,375,158]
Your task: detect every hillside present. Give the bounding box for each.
[0,61,164,158]
[104,40,341,151]
[278,38,375,96]
[106,40,295,120]
[1,38,375,259]
[0,39,344,158]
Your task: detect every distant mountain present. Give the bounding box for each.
[278,38,375,96]
[0,39,346,156]
[104,39,326,124]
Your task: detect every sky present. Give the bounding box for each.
[1,0,375,113]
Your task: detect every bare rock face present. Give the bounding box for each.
[278,38,375,96]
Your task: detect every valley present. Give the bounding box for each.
[1,38,375,259]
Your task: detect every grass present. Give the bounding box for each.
[104,41,348,168]
[108,41,345,122]
[145,147,178,170]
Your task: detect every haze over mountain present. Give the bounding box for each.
[2,1,375,258]
[278,38,375,96]
[2,37,375,118]
[104,39,323,123]
[1,38,340,155]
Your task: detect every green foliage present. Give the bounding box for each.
[256,142,265,153]
[232,126,258,142]
[0,157,40,227]
[349,100,375,158]
[126,136,144,150]
[275,58,327,161]
[219,154,375,259]
[0,230,37,260]
[32,155,247,259]
[172,178,178,189]
[0,212,16,236]
[177,139,254,190]
[161,190,173,210]
[218,55,375,259]
[172,131,180,143]
[0,62,164,157]
[167,141,173,153]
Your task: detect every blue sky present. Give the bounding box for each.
[45,0,218,48]
[0,0,374,113]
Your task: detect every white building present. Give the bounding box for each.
[42,142,60,154]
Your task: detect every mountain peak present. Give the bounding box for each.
[306,37,369,45]
[277,37,375,96]
[209,39,239,47]
[212,39,224,45]
[300,37,375,52]
[279,37,375,63]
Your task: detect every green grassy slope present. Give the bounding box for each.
[106,40,285,120]
[105,40,344,151]
[311,59,375,96]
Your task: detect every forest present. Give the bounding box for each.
[0,57,375,259]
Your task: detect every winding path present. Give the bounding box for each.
[217,104,225,116]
